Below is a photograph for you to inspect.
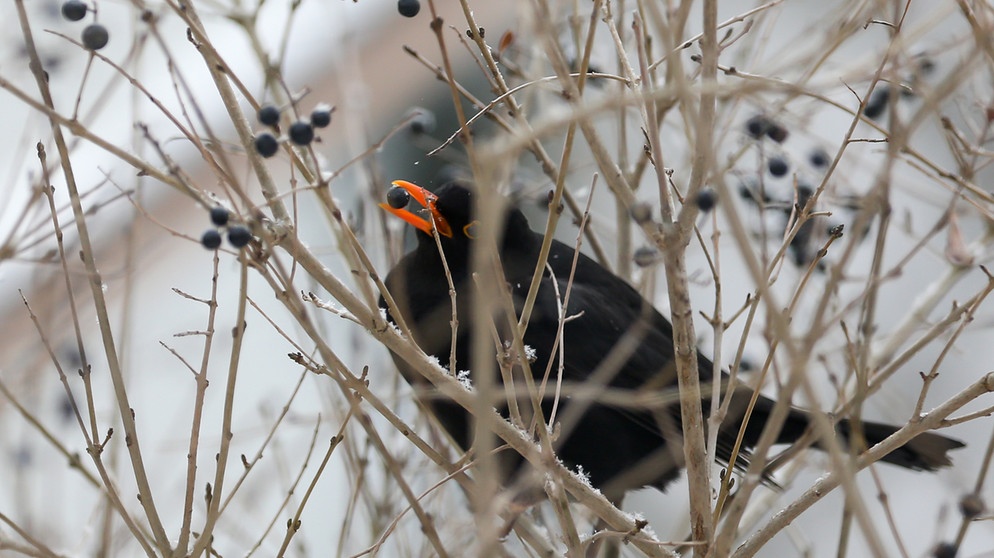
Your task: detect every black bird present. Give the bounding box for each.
[379,180,963,503]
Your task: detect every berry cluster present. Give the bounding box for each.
[252,103,334,158]
[200,206,253,250]
[745,115,789,144]
[736,114,850,269]
[742,115,836,183]
[743,115,798,180]
[60,1,108,51]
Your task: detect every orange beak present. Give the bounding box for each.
[379,180,453,238]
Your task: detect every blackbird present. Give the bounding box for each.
[379,180,963,503]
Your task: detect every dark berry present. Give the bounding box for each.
[746,115,788,142]
[254,132,279,157]
[694,189,717,212]
[227,225,252,248]
[81,23,108,50]
[959,493,985,520]
[766,123,788,143]
[386,186,411,209]
[310,105,333,128]
[745,115,770,139]
[633,246,659,268]
[398,0,420,17]
[863,86,890,119]
[201,229,222,249]
[933,542,957,558]
[738,180,769,204]
[288,121,314,145]
[569,58,601,75]
[61,0,87,21]
[768,157,789,177]
[408,108,436,135]
[210,206,230,227]
[809,149,829,168]
[257,104,280,126]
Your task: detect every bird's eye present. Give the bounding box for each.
[463,221,479,239]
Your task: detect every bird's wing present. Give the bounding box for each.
[516,241,704,391]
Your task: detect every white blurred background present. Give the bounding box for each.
[1,1,993,556]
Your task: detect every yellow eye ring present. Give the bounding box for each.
[463,221,479,239]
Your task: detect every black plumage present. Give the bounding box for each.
[379,180,963,503]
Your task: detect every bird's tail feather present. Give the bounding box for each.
[835,418,964,471]
[724,394,963,473]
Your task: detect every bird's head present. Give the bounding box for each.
[379,180,481,246]
[380,180,535,267]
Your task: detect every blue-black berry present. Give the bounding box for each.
[310,105,333,128]
[633,246,659,268]
[745,115,769,138]
[201,229,222,249]
[210,206,230,227]
[398,0,420,17]
[933,542,957,558]
[227,225,252,248]
[809,149,829,168]
[863,86,890,120]
[254,132,279,157]
[766,122,788,143]
[745,115,788,142]
[408,108,436,135]
[694,189,717,212]
[288,121,314,146]
[258,104,280,126]
[82,23,108,50]
[61,0,87,21]
[386,186,411,209]
[768,157,789,177]
[959,493,984,520]
[738,179,769,204]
